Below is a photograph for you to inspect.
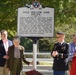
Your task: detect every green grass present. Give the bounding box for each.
[39,61,52,66]
[23,61,53,66]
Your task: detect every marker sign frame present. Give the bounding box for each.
[17,6,54,37]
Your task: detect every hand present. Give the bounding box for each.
[3,55,9,60]
[52,51,58,57]
[6,68,9,72]
[74,53,76,56]
[30,61,33,65]
[52,51,56,57]
[55,51,58,55]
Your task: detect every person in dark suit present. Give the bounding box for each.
[51,32,69,75]
[7,36,32,75]
[0,30,13,75]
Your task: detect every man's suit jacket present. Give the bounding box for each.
[0,39,12,67]
[7,45,30,71]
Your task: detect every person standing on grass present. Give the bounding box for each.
[51,32,69,75]
[0,30,13,75]
[7,36,33,75]
[68,34,76,75]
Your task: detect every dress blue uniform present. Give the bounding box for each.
[51,32,69,75]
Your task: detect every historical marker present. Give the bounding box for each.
[17,1,54,37]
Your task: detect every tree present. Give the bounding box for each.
[0,0,76,51]
[39,38,53,52]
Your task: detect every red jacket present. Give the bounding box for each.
[70,56,76,75]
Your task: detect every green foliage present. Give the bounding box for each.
[0,0,76,51]
[20,37,33,52]
[39,38,52,52]
[0,0,28,37]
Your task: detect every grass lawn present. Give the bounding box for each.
[23,61,53,66]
